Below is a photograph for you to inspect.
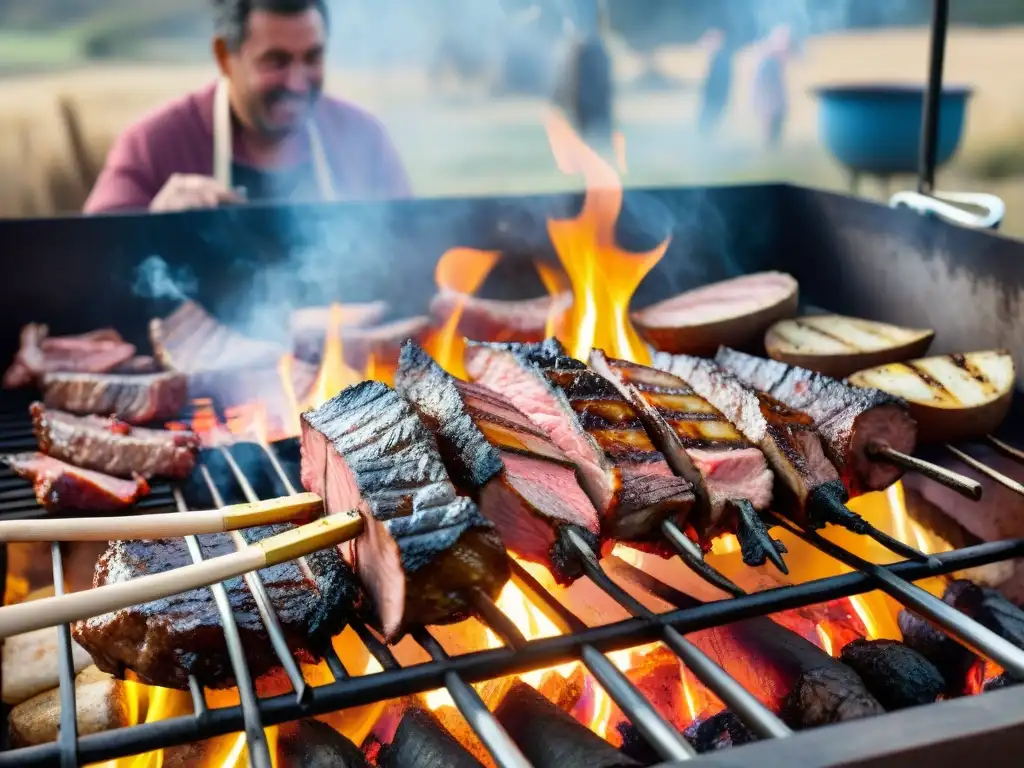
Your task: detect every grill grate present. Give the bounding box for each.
[1,402,1023,767]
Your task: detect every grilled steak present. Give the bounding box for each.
[291,302,390,362]
[300,381,509,641]
[31,403,199,479]
[340,316,432,372]
[4,324,136,389]
[590,351,781,566]
[396,342,600,583]
[716,347,917,496]
[71,525,358,690]
[151,300,317,405]
[429,290,573,344]
[110,356,161,374]
[42,371,188,424]
[465,339,694,551]
[653,353,846,529]
[5,453,149,512]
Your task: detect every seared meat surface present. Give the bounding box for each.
[591,350,776,563]
[715,347,917,496]
[466,339,694,553]
[429,290,573,344]
[4,324,136,389]
[396,342,599,583]
[5,452,149,512]
[300,381,509,641]
[31,403,199,479]
[71,525,358,690]
[42,371,188,424]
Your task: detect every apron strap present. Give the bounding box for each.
[213,77,338,202]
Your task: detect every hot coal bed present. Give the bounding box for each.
[1,183,1024,768]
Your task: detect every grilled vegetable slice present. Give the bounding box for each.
[765,314,935,378]
[848,350,1015,443]
[632,272,798,355]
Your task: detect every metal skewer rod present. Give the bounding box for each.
[661,520,747,597]
[508,558,697,761]
[870,444,982,500]
[986,434,1024,465]
[947,445,1024,498]
[562,529,792,742]
[764,512,1024,681]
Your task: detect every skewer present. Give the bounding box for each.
[869,444,982,500]
[562,529,793,742]
[0,508,363,639]
[0,492,323,542]
[946,445,1024,498]
[986,434,1024,465]
[660,520,747,597]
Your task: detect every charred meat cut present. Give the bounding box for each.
[300,381,509,641]
[71,525,358,690]
[590,350,781,568]
[715,347,917,496]
[653,353,859,531]
[42,371,188,425]
[31,403,199,479]
[429,290,573,344]
[396,342,600,583]
[5,453,149,513]
[495,680,639,768]
[839,639,945,710]
[466,339,694,551]
[4,324,136,389]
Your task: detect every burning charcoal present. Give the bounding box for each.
[8,665,131,747]
[378,707,484,768]
[683,711,756,753]
[494,680,639,768]
[429,290,572,344]
[984,674,1019,692]
[2,626,93,705]
[839,639,945,710]
[617,723,661,764]
[900,579,1024,695]
[277,719,372,768]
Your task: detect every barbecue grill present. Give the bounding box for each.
[4,1,1024,765]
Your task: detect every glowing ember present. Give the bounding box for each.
[544,109,669,364]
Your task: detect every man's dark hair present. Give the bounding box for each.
[213,0,329,50]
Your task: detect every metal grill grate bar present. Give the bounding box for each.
[51,543,79,768]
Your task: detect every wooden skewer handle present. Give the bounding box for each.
[0,492,324,543]
[0,510,362,640]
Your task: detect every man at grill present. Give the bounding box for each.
[83,0,411,214]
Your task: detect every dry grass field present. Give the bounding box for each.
[3,26,1024,231]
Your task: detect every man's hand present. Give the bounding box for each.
[149,174,245,212]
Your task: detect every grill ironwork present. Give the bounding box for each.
[0,396,1022,768]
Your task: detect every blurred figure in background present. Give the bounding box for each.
[696,28,735,139]
[750,24,795,149]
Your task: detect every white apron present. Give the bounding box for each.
[212,77,338,201]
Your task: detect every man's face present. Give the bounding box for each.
[221,8,326,140]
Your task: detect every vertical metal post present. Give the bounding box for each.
[918,0,950,195]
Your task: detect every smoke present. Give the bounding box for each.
[132,255,197,302]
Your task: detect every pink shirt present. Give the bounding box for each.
[84,82,411,214]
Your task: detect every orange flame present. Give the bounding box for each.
[545,110,669,363]
[307,302,362,408]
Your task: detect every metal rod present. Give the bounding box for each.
[918,0,950,194]
[201,461,309,702]
[564,529,792,742]
[173,490,272,768]
[261,441,300,497]
[51,543,79,768]
[323,645,350,683]
[766,512,1024,681]
[5,538,1021,768]
[187,676,208,716]
[412,629,532,768]
[870,444,982,500]
[947,445,1024,497]
[986,434,1024,465]
[661,519,746,597]
[509,558,696,760]
[470,589,528,650]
